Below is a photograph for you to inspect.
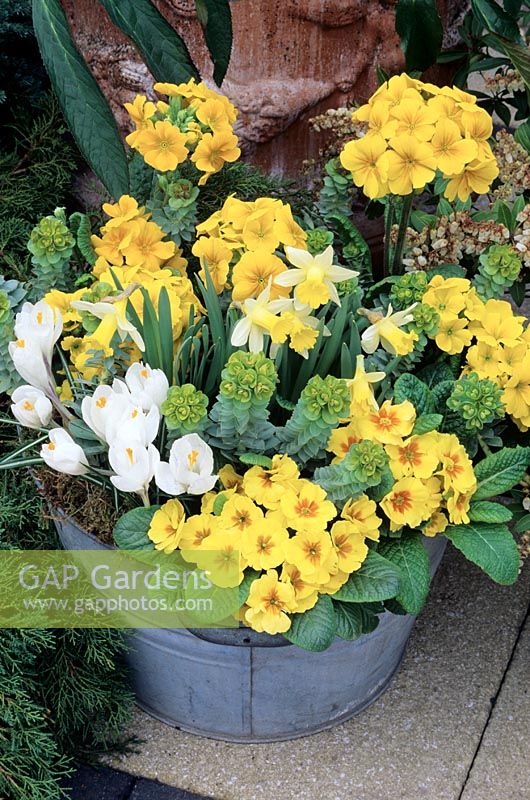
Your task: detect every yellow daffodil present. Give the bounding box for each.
[281,564,319,613]
[192,236,233,293]
[71,298,145,351]
[269,304,322,358]
[241,522,289,570]
[280,480,336,533]
[339,133,389,199]
[231,250,289,301]
[360,303,418,356]
[134,120,189,171]
[275,245,359,309]
[148,499,186,553]
[242,454,299,509]
[444,157,499,202]
[430,118,478,174]
[435,315,472,354]
[384,134,437,194]
[341,495,382,541]
[43,288,84,330]
[285,529,338,584]
[231,282,291,352]
[347,354,385,414]
[381,476,441,531]
[357,399,416,445]
[244,570,297,634]
[385,432,440,479]
[330,521,368,573]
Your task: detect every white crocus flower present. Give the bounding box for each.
[124,362,169,411]
[274,245,359,309]
[155,434,218,496]
[71,299,145,351]
[11,385,53,429]
[110,403,160,447]
[231,283,291,353]
[15,301,62,362]
[361,303,418,355]
[81,385,130,442]
[40,428,89,476]
[8,337,52,391]
[108,440,160,502]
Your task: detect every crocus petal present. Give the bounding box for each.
[155,461,184,495]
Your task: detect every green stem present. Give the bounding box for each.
[391,194,414,276]
[0,457,44,470]
[478,434,493,457]
[0,435,48,465]
[383,197,395,278]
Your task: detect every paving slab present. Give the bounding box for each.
[129,778,213,799]
[460,610,530,800]
[65,765,135,800]
[110,547,530,800]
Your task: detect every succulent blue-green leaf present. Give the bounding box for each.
[445,522,519,584]
[99,0,199,84]
[32,0,129,199]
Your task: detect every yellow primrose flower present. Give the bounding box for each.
[444,157,499,202]
[502,354,530,420]
[318,569,350,595]
[383,134,437,194]
[423,511,448,537]
[122,218,176,271]
[231,282,291,353]
[497,343,527,379]
[469,300,524,348]
[148,499,186,554]
[461,108,494,159]
[357,399,416,445]
[133,120,189,172]
[360,303,418,356]
[242,454,300,509]
[327,422,362,462]
[219,464,244,490]
[381,476,441,531]
[191,129,241,184]
[91,223,135,266]
[220,494,263,533]
[274,203,308,249]
[244,570,297,634]
[275,245,359,309]
[430,119,478,174]
[466,342,503,382]
[280,480,336,533]
[330,521,368,573]
[341,495,382,541]
[426,94,462,125]
[281,564,319,613]
[240,522,289,570]
[356,102,398,139]
[284,529,338,584]
[102,195,144,229]
[241,209,280,253]
[179,513,220,550]
[124,96,157,147]
[385,432,440,480]
[391,99,437,141]
[231,250,289,301]
[347,354,385,414]
[191,530,246,587]
[435,315,473,355]
[436,434,476,494]
[423,275,470,318]
[44,288,84,329]
[463,287,486,321]
[195,97,231,133]
[445,490,473,525]
[192,236,232,293]
[339,133,389,199]
[372,74,422,108]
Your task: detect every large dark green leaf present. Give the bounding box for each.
[333,601,381,640]
[473,446,530,500]
[395,0,443,71]
[284,595,337,652]
[445,522,519,584]
[32,0,129,199]
[113,506,159,550]
[471,0,521,41]
[332,550,401,603]
[378,532,431,614]
[491,34,530,102]
[100,0,199,84]
[195,0,233,86]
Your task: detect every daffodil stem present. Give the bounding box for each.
[478,434,493,457]
[391,194,414,276]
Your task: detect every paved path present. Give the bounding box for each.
[69,544,530,800]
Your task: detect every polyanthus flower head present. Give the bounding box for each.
[340,75,498,200]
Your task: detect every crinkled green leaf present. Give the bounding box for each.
[468,501,513,523]
[332,550,401,603]
[393,373,435,415]
[473,446,530,500]
[378,532,431,614]
[113,506,158,550]
[284,594,337,652]
[445,522,519,584]
[412,413,443,435]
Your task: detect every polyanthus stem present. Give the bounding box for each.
[391,194,414,275]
